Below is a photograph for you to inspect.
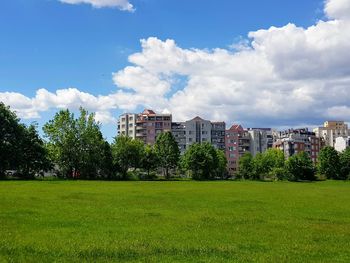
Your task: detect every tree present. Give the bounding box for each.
[339,148,350,180]
[43,108,108,179]
[317,146,341,179]
[181,142,219,180]
[154,132,180,179]
[285,151,315,181]
[141,145,159,178]
[237,152,253,179]
[111,136,145,179]
[18,124,52,178]
[0,102,21,177]
[216,149,228,179]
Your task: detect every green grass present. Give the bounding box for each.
[1,180,350,262]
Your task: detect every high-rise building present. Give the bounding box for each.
[274,128,320,163]
[117,113,137,139]
[225,124,250,175]
[211,122,226,151]
[335,137,350,152]
[313,121,350,147]
[185,116,212,147]
[171,122,186,153]
[247,128,271,157]
[118,109,172,145]
[135,109,172,145]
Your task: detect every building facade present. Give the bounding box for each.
[117,113,137,139]
[313,121,350,147]
[335,137,350,152]
[274,128,320,163]
[118,109,172,145]
[171,122,186,153]
[225,124,250,175]
[211,122,226,151]
[247,128,273,157]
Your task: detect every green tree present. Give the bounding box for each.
[0,102,21,177]
[216,149,228,179]
[181,142,219,180]
[237,152,253,179]
[317,146,341,179]
[141,145,159,178]
[43,108,108,179]
[285,151,315,181]
[18,124,52,178]
[154,132,180,179]
[111,136,145,179]
[339,148,350,180]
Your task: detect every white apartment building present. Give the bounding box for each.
[335,137,350,152]
[117,113,137,139]
[185,116,212,148]
[313,121,350,147]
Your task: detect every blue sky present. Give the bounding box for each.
[1,0,350,141]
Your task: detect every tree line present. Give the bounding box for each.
[238,147,350,181]
[0,103,226,180]
[1,102,349,181]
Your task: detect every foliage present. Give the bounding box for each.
[216,149,228,179]
[339,148,350,180]
[154,132,180,179]
[43,108,108,179]
[0,103,51,178]
[111,136,145,180]
[141,145,159,177]
[317,146,341,179]
[237,152,254,179]
[181,143,219,180]
[285,151,315,181]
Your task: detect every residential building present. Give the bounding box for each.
[225,124,250,175]
[274,128,320,163]
[313,121,350,147]
[135,109,172,145]
[247,128,272,157]
[211,122,226,151]
[185,116,212,147]
[117,113,137,139]
[335,137,350,152]
[171,122,186,153]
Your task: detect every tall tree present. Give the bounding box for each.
[154,132,180,179]
[339,148,350,180]
[216,149,228,179]
[141,145,159,178]
[181,142,219,180]
[285,151,315,181]
[43,108,108,179]
[237,152,254,179]
[317,146,341,179]
[111,136,145,179]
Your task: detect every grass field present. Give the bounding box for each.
[1,180,350,262]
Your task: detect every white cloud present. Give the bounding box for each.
[325,0,350,20]
[2,0,350,128]
[59,0,134,12]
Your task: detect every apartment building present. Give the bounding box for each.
[118,109,172,145]
[171,117,226,154]
[117,113,137,139]
[313,121,349,147]
[247,128,273,157]
[211,122,226,151]
[171,122,186,153]
[274,128,320,163]
[135,109,172,145]
[335,137,350,152]
[225,124,250,175]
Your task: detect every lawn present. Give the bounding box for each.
[0,180,350,262]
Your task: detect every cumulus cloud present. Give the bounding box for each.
[2,0,350,127]
[59,0,134,12]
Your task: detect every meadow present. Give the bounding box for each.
[0,180,350,262]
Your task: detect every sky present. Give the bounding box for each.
[1,0,350,141]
